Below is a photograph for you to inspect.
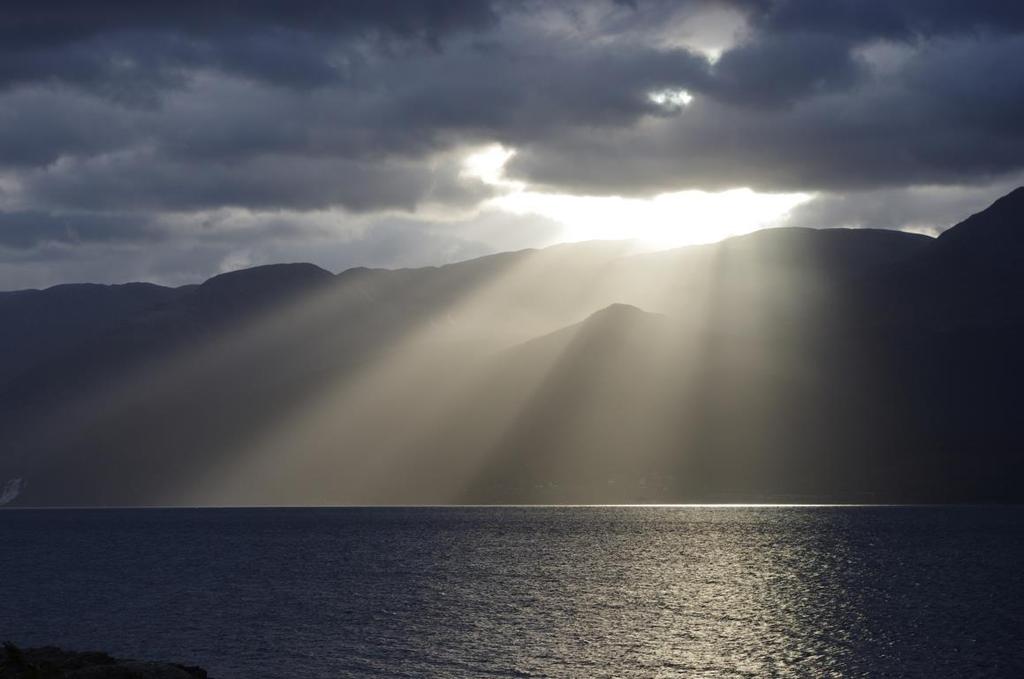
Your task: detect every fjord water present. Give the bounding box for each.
[2,507,1023,677]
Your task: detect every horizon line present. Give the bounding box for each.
[2,503,1018,510]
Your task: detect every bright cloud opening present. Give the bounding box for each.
[460,144,519,187]
[648,88,694,110]
[462,144,813,250]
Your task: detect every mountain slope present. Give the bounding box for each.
[871,188,1024,326]
[1,188,1022,505]
[0,282,184,385]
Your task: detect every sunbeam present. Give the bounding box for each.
[4,3,1024,677]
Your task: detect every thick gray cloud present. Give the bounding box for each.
[21,148,495,213]
[0,210,165,248]
[1,0,1023,287]
[707,32,865,107]
[784,175,1024,234]
[0,1,502,47]
[0,1,503,94]
[731,0,1024,41]
[0,208,562,290]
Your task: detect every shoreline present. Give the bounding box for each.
[1,643,207,679]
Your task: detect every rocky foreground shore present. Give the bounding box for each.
[1,643,208,678]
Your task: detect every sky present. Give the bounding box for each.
[2,0,1024,289]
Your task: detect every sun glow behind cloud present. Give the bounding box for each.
[462,144,813,250]
[648,87,694,110]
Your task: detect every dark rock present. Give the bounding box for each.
[0,643,207,679]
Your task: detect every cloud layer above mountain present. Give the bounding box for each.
[2,0,1024,287]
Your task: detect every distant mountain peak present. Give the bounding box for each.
[937,186,1024,257]
[992,185,1024,204]
[587,302,652,318]
[575,303,669,338]
[197,263,334,311]
[579,303,667,328]
[200,262,333,289]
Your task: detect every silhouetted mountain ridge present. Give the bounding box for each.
[1,188,1022,505]
[937,185,1024,260]
[197,262,334,312]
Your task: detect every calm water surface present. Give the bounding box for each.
[2,507,1023,678]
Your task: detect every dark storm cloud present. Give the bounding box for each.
[0,1,502,91]
[508,25,1024,194]
[0,207,563,290]
[2,0,1024,287]
[0,210,159,248]
[0,88,140,167]
[22,149,495,213]
[4,1,1024,199]
[731,0,1024,41]
[783,177,1024,233]
[0,1,502,47]
[706,32,864,107]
